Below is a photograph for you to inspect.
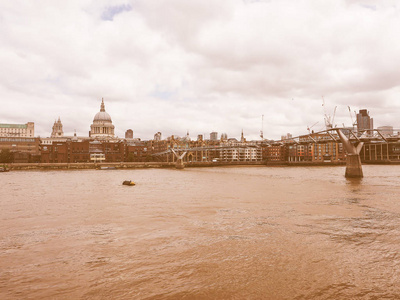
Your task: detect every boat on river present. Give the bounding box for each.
[0,166,10,172]
[122,180,135,186]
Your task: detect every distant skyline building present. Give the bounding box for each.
[184,131,191,141]
[221,133,228,141]
[210,132,218,141]
[89,98,115,139]
[154,132,162,141]
[0,122,34,137]
[125,129,133,139]
[377,126,394,137]
[51,118,64,137]
[357,109,373,131]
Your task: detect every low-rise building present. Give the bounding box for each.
[0,136,41,162]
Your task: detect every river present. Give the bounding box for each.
[1,165,400,299]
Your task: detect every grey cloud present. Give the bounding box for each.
[101,4,132,21]
[1,0,400,141]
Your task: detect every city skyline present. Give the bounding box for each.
[1,0,400,140]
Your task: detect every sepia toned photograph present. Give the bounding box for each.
[1,0,400,299]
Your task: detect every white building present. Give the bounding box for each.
[219,146,262,162]
[0,122,35,137]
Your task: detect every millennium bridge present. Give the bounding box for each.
[152,127,400,178]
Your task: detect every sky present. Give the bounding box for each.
[1,0,400,141]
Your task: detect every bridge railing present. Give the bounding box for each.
[266,128,400,146]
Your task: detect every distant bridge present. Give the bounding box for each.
[266,128,400,145]
[151,144,260,157]
[268,128,400,178]
[152,128,400,177]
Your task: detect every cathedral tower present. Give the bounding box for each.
[51,117,64,137]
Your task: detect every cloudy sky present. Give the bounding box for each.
[1,0,400,140]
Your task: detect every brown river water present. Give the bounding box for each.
[1,165,400,299]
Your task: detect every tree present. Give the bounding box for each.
[0,149,13,163]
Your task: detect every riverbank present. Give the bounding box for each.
[6,161,264,170]
[6,160,400,171]
[4,161,348,170]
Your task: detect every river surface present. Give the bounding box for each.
[1,165,400,299]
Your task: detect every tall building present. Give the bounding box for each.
[0,122,34,137]
[51,118,64,137]
[210,132,218,141]
[356,109,373,131]
[125,129,133,139]
[89,98,115,139]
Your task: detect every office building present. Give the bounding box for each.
[356,109,373,131]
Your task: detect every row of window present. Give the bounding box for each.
[0,138,36,142]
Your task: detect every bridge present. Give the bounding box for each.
[268,127,400,178]
[268,128,399,145]
[152,127,400,178]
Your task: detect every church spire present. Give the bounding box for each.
[100,98,105,112]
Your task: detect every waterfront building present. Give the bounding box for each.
[357,109,373,132]
[89,99,115,139]
[41,138,126,163]
[219,146,261,162]
[262,144,285,162]
[360,142,400,162]
[0,137,41,162]
[0,122,34,137]
[126,140,148,162]
[311,142,344,162]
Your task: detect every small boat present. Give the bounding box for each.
[0,167,10,172]
[122,180,135,186]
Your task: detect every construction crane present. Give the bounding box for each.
[348,106,357,129]
[322,97,337,129]
[307,121,319,133]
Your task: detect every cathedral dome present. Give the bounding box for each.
[93,111,112,122]
[89,98,115,138]
[93,99,112,123]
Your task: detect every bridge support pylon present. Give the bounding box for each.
[336,129,364,178]
[171,149,187,170]
[345,154,363,178]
